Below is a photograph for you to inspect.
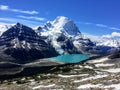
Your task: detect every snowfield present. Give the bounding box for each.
[74,75,108,83]
[103,68,120,73]
[95,63,114,67]
[32,84,55,90]
[58,74,88,78]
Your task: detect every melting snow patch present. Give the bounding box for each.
[30,81,36,85]
[104,84,120,90]
[77,84,102,89]
[103,68,120,73]
[76,84,120,90]
[58,74,88,78]
[28,79,35,82]
[74,75,108,83]
[21,78,26,81]
[84,65,93,69]
[95,63,114,67]
[32,84,55,90]
[88,57,108,63]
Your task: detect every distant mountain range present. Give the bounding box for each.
[0,16,119,64]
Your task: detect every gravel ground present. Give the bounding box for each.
[0,56,120,90]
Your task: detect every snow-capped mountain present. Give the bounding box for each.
[0,23,49,49]
[52,16,81,36]
[35,16,82,54]
[35,16,98,54]
[0,16,119,64]
[0,23,58,63]
[0,24,12,36]
[36,16,82,37]
[96,37,120,47]
[84,33,120,48]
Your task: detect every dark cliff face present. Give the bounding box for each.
[56,33,79,54]
[0,23,59,64]
[108,50,120,59]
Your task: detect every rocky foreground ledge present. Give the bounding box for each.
[0,55,120,90]
[0,58,66,78]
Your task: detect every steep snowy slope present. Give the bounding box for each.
[36,16,81,36]
[35,16,97,54]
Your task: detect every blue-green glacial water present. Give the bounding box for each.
[51,54,90,63]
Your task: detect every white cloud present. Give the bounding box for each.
[84,22,93,25]
[83,32,120,45]
[76,21,93,25]
[83,33,101,41]
[112,32,120,37]
[0,22,15,25]
[18,15,46,21]
[109,27,120,31]
[95,24,120,31]
[102,32,120,38]
[11,9,38,15]
[0,5,8,10]
[0,18,15,22]
[0,17,42,27]
[78,21,120,31]
[0,5,38,14]
[102,34,112,38]
[96,24,107,28]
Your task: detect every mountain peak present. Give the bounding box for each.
[35,16,81,36]
[52,16,70,25]
[55,16,69,22]
[51,16,81,36]
[56,16,68,19]
[15,22,23,27]
[16,22,21,26]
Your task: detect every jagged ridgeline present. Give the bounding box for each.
[0,23,59,64]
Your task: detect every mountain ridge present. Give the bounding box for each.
[0,16,119,64]
[0,22,59,64]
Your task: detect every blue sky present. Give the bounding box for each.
[0,0,120,36]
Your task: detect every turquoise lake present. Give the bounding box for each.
[51,54,90,63]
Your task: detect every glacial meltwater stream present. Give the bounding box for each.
[51,54,90,63]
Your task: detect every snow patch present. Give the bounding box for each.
[77,84,120,90]
[88,57,109,63]
[95,63,114,67]
[58,74,88,78]
[32,84,55,90]
[103,68,120,73]
[73,41,80,49]
[52,38,64,54]
[104,84,120,90]
[77,84,102,89]
[84,65,93,69]
[74,75,108,83]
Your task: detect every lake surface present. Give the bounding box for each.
[51,54,90,63]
